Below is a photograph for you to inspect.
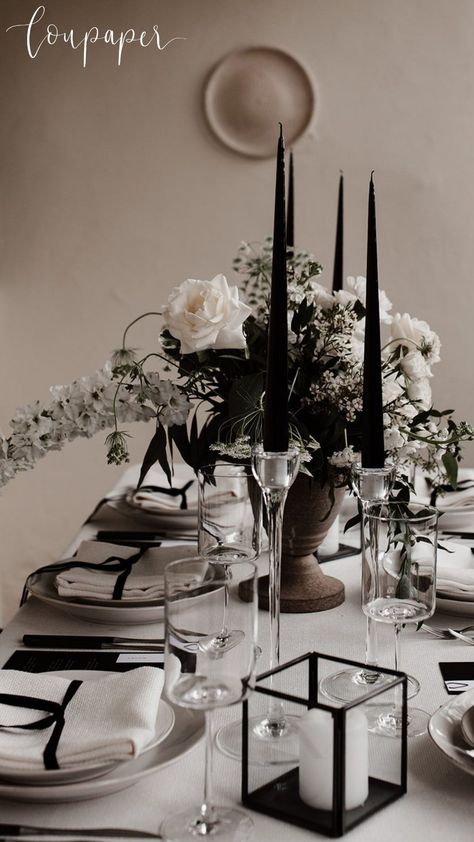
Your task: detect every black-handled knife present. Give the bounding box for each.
[0,824,161,839]
[22,635,164,650]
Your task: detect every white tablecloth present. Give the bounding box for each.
[0,477,473,840]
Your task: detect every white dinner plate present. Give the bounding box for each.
[0,696,174,786]
[435,595,474,617]
[26,545,197,624]
[27,571,165,625]
[429,689,474,776]
[435,542,474,612]
[0,672,204,802]
[108,491,197,533]
[438,508,474,532]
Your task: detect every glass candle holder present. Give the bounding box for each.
[242,652,407,837]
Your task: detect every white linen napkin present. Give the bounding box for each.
[0,667,163,770]
[123,463,198,514]
[130,484,198,513]
[54,541,193,601]
[436,542,474,595]
[413,468,474,510]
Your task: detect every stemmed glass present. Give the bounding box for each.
[245,445,300,764]
[320,464,395,703]
[362,502,438,737]
[161,557,258,842]
[197,464,261,657]
[216,447,300,765]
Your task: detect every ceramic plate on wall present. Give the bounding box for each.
[204,46,315,158]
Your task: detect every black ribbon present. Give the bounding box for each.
[0,679,82,769]
[20,548,146,606]
[137,480,194,511]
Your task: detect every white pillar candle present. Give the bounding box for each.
[299,708,369,811]
[318,515,340,556]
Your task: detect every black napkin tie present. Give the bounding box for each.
[20,548,146,606]
[137,480,194,510]
[0,679,82,769]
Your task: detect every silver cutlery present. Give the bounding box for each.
[0,825,161,839]
[22,635,165,651]
[447,629,474,646]
[95,530,197,544]
[421,623,474,640]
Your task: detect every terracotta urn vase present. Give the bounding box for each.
[258,475,346,613]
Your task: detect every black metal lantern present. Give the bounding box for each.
[242,652,407,838]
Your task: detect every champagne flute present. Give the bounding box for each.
[161,557,258,842]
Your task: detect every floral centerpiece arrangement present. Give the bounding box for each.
[0,239,472,493]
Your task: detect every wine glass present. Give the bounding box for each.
[197,464,261,656]
[161,557,258,842]
[362,501,438,737]
[198,464,261,563]
[320,464,396,703]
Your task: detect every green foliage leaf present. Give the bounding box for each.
[228,373,265,420]
[442,451,458,488]
[137,422,171,488]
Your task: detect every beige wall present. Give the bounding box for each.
[1,0,473,623]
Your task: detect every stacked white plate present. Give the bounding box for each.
[107,463,198,537]
[27,545,197,624]
[429,689,474,776]
[0,670,204,803]
[436,540,474,616]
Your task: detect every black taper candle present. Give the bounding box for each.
[286,150,294,251]
[361,173,385,468]
[332,172,344,292]
[263,124,289,452]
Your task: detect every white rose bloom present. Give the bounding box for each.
[396,402,418,421]
[163,274,252,354]
[334,289,357,308]
[401,350,432,381]
[350,325,365,362]
[346,276,393,323]
[384,426,405,450]
[383,374,405,406]
[306,281,334,310]
[407,378,432,410]
[390,313,441,365]
[328,446,358,468]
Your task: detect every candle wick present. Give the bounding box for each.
[278,121,283,137]
[370,169,375,181]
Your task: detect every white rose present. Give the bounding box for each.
[401,350,432,381]
[407,378,432,410]
[383,373,405,406]
[307,281,334,310]
[396,402,418,421]
[390,313,441,365]
[350,325,365,362]
[384,426,405,451]
[346,276,393,323]
[163,274,252,354]
[334,288,357,308]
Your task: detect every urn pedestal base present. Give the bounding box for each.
[253,563,345,613]
[241,477,346,614]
